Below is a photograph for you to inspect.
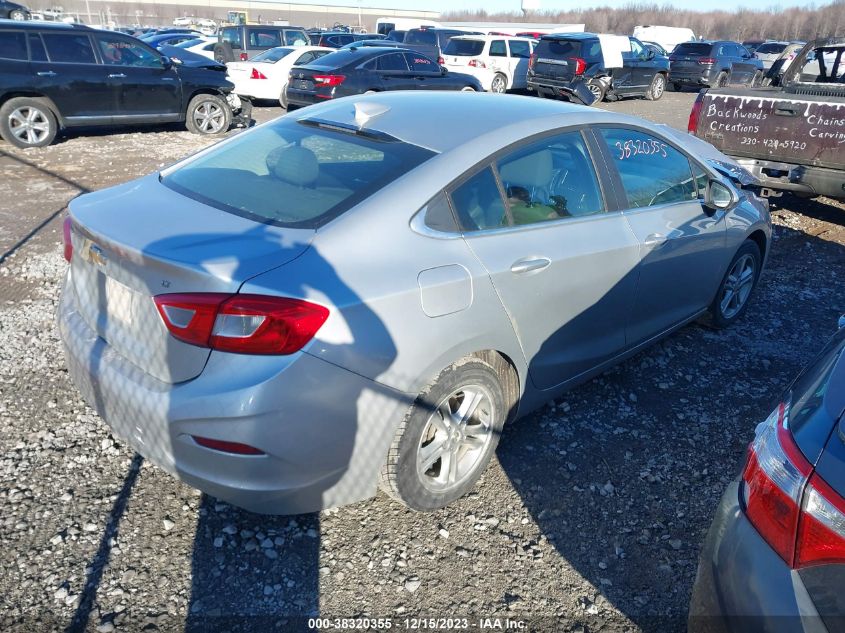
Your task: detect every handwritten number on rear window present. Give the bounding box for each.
[614,139,668,160]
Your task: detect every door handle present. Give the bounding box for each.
[510,257,551,275]
[37,71,56,77]
[108,73,127,79]
[644,233,667,247]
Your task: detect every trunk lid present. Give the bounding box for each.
[694,90,845,170]
[67,174,314,384]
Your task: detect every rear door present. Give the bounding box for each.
[728,43,755,82]
[34,31,114,121]
[452,129,641,390]
[507,39,533,89]
[596,126,727,344]
[487,38,509,79]
[93,33,181,119]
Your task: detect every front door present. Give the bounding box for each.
[94,34,181,119]
[595,127,728,346]
[450,130,641,390]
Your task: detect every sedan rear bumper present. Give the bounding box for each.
[58,269,411,514]
[688,481,826,633]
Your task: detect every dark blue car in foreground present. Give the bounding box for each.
[690,316,845,632]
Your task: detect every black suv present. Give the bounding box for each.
[527,33,670,105]
[0,21,249,148]
[669,41,764,90]
[214,24,309,62]
[0,1,28,20]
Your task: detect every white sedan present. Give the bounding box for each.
[226,46,334,106]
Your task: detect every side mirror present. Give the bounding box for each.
[705,180,736,210]
[160,55,174,69]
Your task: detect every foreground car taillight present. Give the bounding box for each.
[688,91,705,134]
[250,67,267,79]
[313,74,345,87]
[154,293,329,355]
[62,216,73,262]
[742,402,845,568]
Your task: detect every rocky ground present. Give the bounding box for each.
[1,93,843,633]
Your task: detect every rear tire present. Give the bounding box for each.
[461,86,477,92]
[645,73,665,100]
[585,79,606,104]
[185,94,231,135]
[490,73,508,94]
[0,97,58,148]
[750,70,763,87]
[379,359,506,511]
[672,81,683,92]
[715,70,729,87]
[702,240,762,329]
[10,9,26,20]
[279,84,288,109]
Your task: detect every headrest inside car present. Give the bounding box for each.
[499,150,553,188]
[266,145,319,186]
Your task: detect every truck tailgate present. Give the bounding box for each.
[695,91,845,170]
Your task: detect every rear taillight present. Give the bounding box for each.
[154,293,329,355]
[697,57,717,65]
[437,55,444,65]
[742,402,845,568]
[528,53,537,70]
[468,58,486,68]
[688,91,705,134]
[313,74,345,87]
[668,55,678,62]
[62,216,73,262]
[250,67,267,79]
[239,52,248,61]
[570,57,586,75]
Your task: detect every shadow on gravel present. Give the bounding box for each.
[497,220,845,632]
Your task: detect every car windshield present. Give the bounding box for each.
[405,30,436,46]
[161,119,436,229]
[757,43,787,54]
[443,39,484,56]
[674,43,712,56]
[251,46,295,62]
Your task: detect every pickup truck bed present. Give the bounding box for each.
[688,38,845,201]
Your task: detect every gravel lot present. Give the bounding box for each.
[1,92,844,633]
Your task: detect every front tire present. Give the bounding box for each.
[379,359,506,511]
[645,73,665,100]
[0,97,57,148]
[9,9,26,20]
[704,240,762,329]
[490,73,507,94]
[185,94,231,135]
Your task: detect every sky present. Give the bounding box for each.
[290,0,820,13]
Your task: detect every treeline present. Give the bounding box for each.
[443,1,845,41]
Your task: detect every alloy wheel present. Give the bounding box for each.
[720,254,756,319]
[491,75,506,94]
[193,101,225,133]
[652,74,665,99]
[416,385,495,492]
[8,106,50,145]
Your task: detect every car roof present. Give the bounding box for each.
[0,19,90,30]
[293,91,658,155]
[540,32,600,41]
[450,34,535,42]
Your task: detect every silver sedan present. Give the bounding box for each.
[58,92,771,514]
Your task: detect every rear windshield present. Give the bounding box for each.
[162,119,436,229]
[443,39,484,56]
[536,38,594,59]
[756,43,787,54]
[301,48,361,68]
[405,30,436,46]
[251,46,295,62]
[674,43,712,56]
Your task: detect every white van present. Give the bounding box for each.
[441,35,537,93]
[632,25,695,54]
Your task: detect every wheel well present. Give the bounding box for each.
[747,229,768,261]
[469,350,521,424]
[186,89,226,104]
[0,93,63,124]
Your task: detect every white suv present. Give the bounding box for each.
[441,35,536,93]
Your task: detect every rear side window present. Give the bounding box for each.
[674,43,712,56]
[42,33,96,64]
[497,131,604,225]
[162,119,435,229]
[248,29,282,48]
[450,167,508,231]
[0,31,26,61]
[377,52,408,71]
[29,33,47,61]
[599,128,697,208]
[443,39,484,56]
[490,40,506,57]
[509,40,531,58]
